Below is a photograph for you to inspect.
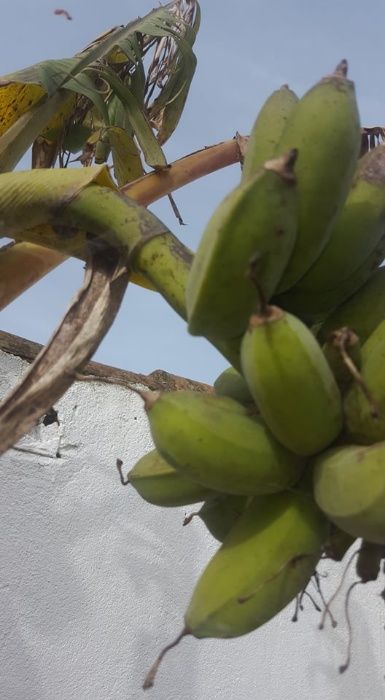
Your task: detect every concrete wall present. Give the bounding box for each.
[1,345,384,700]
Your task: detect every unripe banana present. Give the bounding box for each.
[344,319,385,443]
[187,495,248,542]
[285,144,385,294]
[184,491,327,638]
[275,60,361,292]
[126,448,212,507]
[186,150,298,339]
[141,390,304,495]
[322,327,361,394]
[313,441,385,544]
[213,366,255,407]
[274,232,385,324]
[318,267,385,344]
[242,85,298,181]
[240,306,343,456]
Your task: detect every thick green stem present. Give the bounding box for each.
[1,174,241,369]
[134,233,193,318]
[55,186,170,256]
[8,185,169,262]
[0,91,73,173]
[1,137,243,308]
[134,233,242,369]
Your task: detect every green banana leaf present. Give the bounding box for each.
[0,1,199,172]
[98,66,166,168]
[107,127,144,186]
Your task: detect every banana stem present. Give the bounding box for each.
[134,233,193,318]
[1,137,243,308]
[336,329,379,418]
[0,167,242,368]
[135,233,243,367]
[123,137,243,204]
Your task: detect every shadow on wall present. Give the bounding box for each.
[0,363,205,700]
[308,584,385,699]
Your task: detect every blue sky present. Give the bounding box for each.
[1,1,384,383]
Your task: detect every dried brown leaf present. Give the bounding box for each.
[0,250,129,455]
[234,132,249,167]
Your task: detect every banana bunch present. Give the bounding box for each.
[186,60,362,340]
[125,61,385,688]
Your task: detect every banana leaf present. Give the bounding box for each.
[0,1,199,171]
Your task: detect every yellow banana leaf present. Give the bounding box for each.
[0,2,199,173]
[0,82,44,137]
[0,90,73,173]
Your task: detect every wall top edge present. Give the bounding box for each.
[0,329,212,394]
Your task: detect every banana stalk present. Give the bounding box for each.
[344,318,385,443]
[322,327,361,394]
[1,138,242,308]
[0,165,242,368]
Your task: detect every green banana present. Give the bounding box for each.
[344,318,385,443]
[140,390,304,495]
[240,306,343,456]
[186,495,248,542]
[322,327,361,394]
[318,267,385,345]
[213,366,255,407]
[125,448,212,507]
[274,232,385,324]
[184,491,327,638]
[313,441,385,544]
[284,144,385,294]
[242,85,298,181]
[275,60,361,292]
[186,149,298,340]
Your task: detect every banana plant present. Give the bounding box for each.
[0,2,200,173]
[0,0,200,305]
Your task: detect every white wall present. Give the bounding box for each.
[0,347,384,700]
